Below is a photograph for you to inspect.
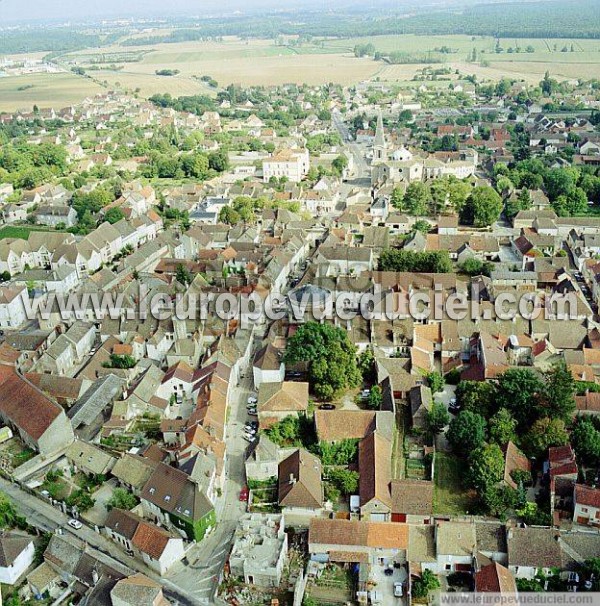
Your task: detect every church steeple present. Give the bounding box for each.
[373,109,387,162]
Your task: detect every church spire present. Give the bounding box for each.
[374,109,386,149]
[373,109,387,162]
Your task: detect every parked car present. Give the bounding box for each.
[243,434,256,443]
[361,388,371,399]
[449,398,461,414]
[68,519,82,530]
[239,486,249,502]
[319,403,335,410]
[247,396,258,405]
[394,582,403,597]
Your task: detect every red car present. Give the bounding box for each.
[239,486,249,502]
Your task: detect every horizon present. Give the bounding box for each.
[0,0,569,25]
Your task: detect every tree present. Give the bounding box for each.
[0,271,11,283]
[461,186,503,227]
[391,186,404,210]
[489,408,517,446]
[570,418,600,467]
[447,411,487,456]
[412,569,440,598]
[542,361,576,421]
[524,417,568,457]
[427,402,450,435]
[456,380,497,418]
[357,347,376,384]
[378,250,452,273]
[497,368,544,428]
[412,219,431,234]
[469,443,505,493]
[582,558,600,591]
[545,168,576,201]
[219,206,241,225]
[175,264,193,286]
[107,488,139,511]
[460,257,493,277]
[104,207,124,224]
[517,188,532,210]
[104,354,137,370]
[331,154,348,177]
[402,182,430,216]
[208,149,229,173]
[425,371,444,393]
[66,489,95,512]
[0,493,18,529]
[327,468,359,495]
[284,322,362,400]
[367,385,383,409]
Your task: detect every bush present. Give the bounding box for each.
[445,368,461,385]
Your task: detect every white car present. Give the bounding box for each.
[247,396,258,405]
[394,582,403,597]
[68,519,83,530]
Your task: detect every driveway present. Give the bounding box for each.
[83,479,117,527]
[369,558,407,606]
[433,385,457,453]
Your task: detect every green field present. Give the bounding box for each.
[0,72,103,112]
[433,452,476,516]
[0,225,66,241]
[2,33,600,109]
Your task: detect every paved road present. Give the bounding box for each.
[165,356,259,603]
[332,110,370,180]
[0,477,199,606]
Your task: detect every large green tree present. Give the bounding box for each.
[460,186,503,227]
[497,368,544,428]
[284,322,361,400]
[447,410,487,456]
[489,408,517,447]
[524,417,568,457]
[542,362,576,421]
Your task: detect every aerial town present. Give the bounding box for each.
[0,53,599,606]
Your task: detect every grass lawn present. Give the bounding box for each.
[433,452,476,516]
[0,225,66,241]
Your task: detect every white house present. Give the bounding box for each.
[263,149,310,183]
[0,534,35,585]
[0,286,28,329]
[253,342,285,388]
[573,484,600,527]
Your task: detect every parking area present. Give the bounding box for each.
[369,558,407,605]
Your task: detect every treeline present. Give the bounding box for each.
[0,30,120,54]
[119,1,600,45]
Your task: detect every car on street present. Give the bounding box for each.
[247,396,257,405]
[239,486,249,502]
[68,519,83,530]
[394,582,403,597]
[243,434,256,443]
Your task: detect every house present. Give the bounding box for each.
[0,533,35,585]
[66,440,116,477]
[507,526,562,579]
[252,341,285,388]
[0,365,74,455]
[245,434,290,482]
[229,513,288,588]
[111,453,157,495]
[409,385,433,430]
[475,562,518,595]
[263,149,310,183]
[573,484,600,527]
[34,205,77,228]
[111,573,171,606]
[390,479,433,524]
[548,445,578,519]
[278,448,323,518]
[0,286,28,329]
[423,521,476,573]
[308,518,409,563]
[359,431,392,521]
[314,409,394,443]
[257,381,309,428]
[104,508,185,575]
[140,462,215,541]
[502,441,531,490]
